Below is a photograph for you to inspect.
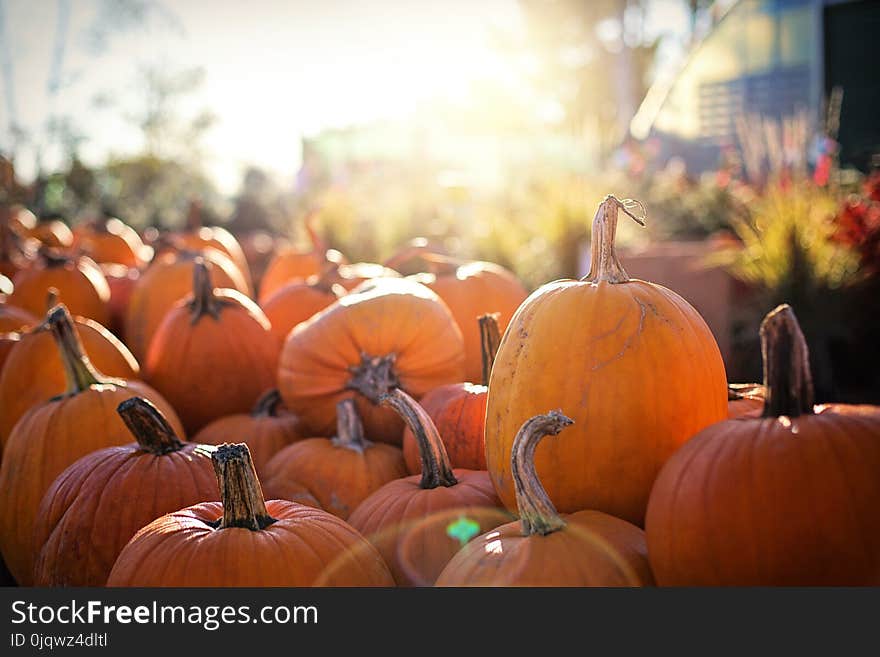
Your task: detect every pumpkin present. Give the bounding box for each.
[32,397,219,587]
[193,388,302,477]
[0,304,184,585]
[485,195,728,526]
[124,246,248,362]
[645,304,880,586]
[0,301,140,450]
[173,200,253,294]
[278,276,465,444]
[263,398,407,519]
[261,266,343,345]
[106,443,395,586]
[347,389,501,586]
[258,209,338,302]
[727,382,765,418]
[436,411,655,587]
[0,204,32,280]
[330,261,401,292]
[100,262,140,340]
[412,254,528,383]
[402,313,500,473]
[72,216,149,268]
[144,259,279,435]
[18,217,74,249]
[9,250,111,326]
[0,303,36,373]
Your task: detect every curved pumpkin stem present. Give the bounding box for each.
[42,304,121,394]
[252,389,283,418]
[347,352,400,404]
[583,195,646,284]
[760,304,814,418]
[188,258,221,322]
[45,287,60,311]
[332,398,371,453]
[186,198,203,231]
[380,389,457,489]
[210,443,276,531]
[478,313,501,387]
[117,397,184,455]
[512,410,573,536]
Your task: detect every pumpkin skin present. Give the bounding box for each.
[144,260,280,435]
[73,217,149,268]
[124,247,248,362]
[261,276,341,345]
[347,390,501,586]
[0,311,140,450]
[727,383,765,419]
[0,305,184,585]
[0,303,36,373]
[106,443,395,587]
[32,398,219,587]
[415,259,527,383]
[9,252,111,326]
[485,196,728,526]
[645,305,880,586]
[193,389,302,477]
[19,219,74,249]
[278,277,465,444]
[100,263,140,340]
[263,399,407,519]
[437,411,654,587]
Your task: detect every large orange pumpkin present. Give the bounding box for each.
[33,397,219,587]
[278,276,465,444]
[145,259,279,435]
[106,443,395,586]
[347,389,501,586]
[645,305,880,586]
[124,246,248,362]
[72,215,149,268]
[0,304,184,585]
[263,399,407,519]
[402,313,500,473]
[0,304,139,449]
[412,255,527,383]
[193,388,302,477]
[485,195,728,526]
[436,411,655,587]
[9,250,111,326]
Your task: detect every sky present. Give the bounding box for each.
[1,0,694,195]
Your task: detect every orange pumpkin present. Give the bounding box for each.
[258,209,337,302]
[18,217,74,249]
[261,268,343,345]
[124,247,248,362]
[727,382,765,418]
[330,261,401,292]
[0,303,139,449]
[72,216,150,268]
[193,388,302,477]
[412,254,527,383]
[278,276,465,444]
[0,304,184,585]
[485,196,728,526]
[106,443,395,586]
[0,303,36,373]
[347,389,501,586]
[100,262,139,340]
[33,397,219,586]
[436,411,655,587]
[263,399,407,519]
[645,305,880,585]
[9,250,111,326]
[145,259,279,435]
[402,313,500,473]
[173,200,253,294]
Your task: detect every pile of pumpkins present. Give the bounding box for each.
[0,194,877,588]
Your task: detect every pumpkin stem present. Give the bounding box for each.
[252,389,283,417]
[478,313,501,387]
[211,443,276,531]
[379,389,457,489]
[186,198,203,231]
[512,411,573,536]
[42,304,119,394]
[117,397,184,455]
[347,352,400,404]
[760,304,814,418]
[45,287,59,311]
[188,258,221,322]
[332,398,371,453]
[583,195,646,284]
